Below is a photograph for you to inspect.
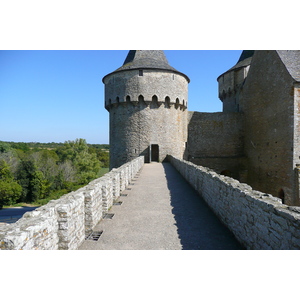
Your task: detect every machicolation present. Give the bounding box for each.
[2,50,300,250]
[104,50,300,207]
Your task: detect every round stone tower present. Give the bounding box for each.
[103,50,190,169]
[217,50,254,112]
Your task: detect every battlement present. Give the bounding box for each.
[103,52,189,169]
[218,66,250,99]
[105,95,187,111]
[104,69,188,111]
[217,50,253,112]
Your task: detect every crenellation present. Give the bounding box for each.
[3,50,300,250]
[103,51,189,169]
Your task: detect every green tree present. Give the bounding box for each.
[0,141,12,153]
[96,150,109,168]
[0,160,13,180]
[56,138,101,184]
[10,142,30,152]
[0,180,22,208]
[55,160,76,188]
[88,144,109,168]
[0,160,22,208]
[16,159,48,203]
[0,150,21,178]
[29,150,60,190]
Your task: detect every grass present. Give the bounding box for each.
[98,168,109,177]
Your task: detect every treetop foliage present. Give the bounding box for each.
[0,139,109,208]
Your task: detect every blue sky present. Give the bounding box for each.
[2,0,299,293]
[0,50,242,144]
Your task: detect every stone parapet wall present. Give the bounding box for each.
[0,156,144,250]
[168,155,300,250]
[56,190,85,250]
[84,180,103,236]
[0,200,60,250]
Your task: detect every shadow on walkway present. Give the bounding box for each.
[162,163,244,250]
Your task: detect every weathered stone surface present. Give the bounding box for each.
[0,157,144,250]
[287,206,300,213]
[103,51,189,170]
[169,156,300,250]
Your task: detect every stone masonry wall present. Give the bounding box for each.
[104,70,188,108]
[187,111,245,180]
[218,67,244,112]
[109,101,188,169]
[0,157,144,250]
[105,69,188,169]
[169,155,300,250]
[240,51,296,205]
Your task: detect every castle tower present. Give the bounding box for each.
[217,50,254,112]
[103,50,190,169]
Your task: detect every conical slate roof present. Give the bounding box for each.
[228,50,254,71]
[217,50,254,80]
[217,50,300,82]
[103,50,190,82]
[236,50,255,64]
[119,50,177,71]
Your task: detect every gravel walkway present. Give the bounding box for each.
[79,163,243,250]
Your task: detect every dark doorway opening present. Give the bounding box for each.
[278,188,285,203]
[151,144,159,162]
[220,170,232,177]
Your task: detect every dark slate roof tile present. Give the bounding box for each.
[277,50,300,82]
[103,50,190,82]
[217,50,254,80]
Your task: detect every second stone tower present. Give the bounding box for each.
[103,50,190,169]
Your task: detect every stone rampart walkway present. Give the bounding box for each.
[79,163,243,250]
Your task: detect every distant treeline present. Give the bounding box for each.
[3,141,110,152]
[0,139,109,209]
